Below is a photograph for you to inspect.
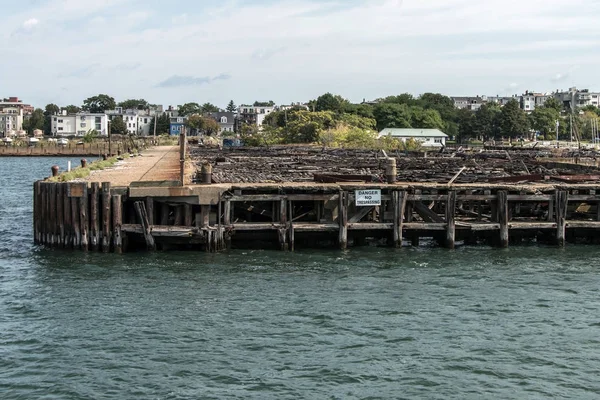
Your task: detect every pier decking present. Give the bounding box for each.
[33,139,600,252]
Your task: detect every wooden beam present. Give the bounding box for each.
[413,201,444,223]
[338,191,348,250]
[348,206,375,224]
[555,190,568,247]
[101,182,111,253]
[497,190,509,248]
[446,191,456,249]
[90,182,100,251]
[134,201,156,250]
[112,194,123,254]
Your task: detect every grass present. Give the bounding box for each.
[48,155,127,182]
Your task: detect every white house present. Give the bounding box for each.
[0,108,24,137]
[106,107,162,136]
[378,128,448,147]
[51,112,109,136]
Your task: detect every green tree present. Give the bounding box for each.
[148,114,171,135]
[109,116,128,135]
[185,115,220,136]
[43,104,60,135]
[530,106,560,138]
[62,105,80,114]
[409,107,444,129]
[474,103,501,140]
[178,102,201,116]
[315,93,347,113]
[499,99,529,139]
[226,100,237,112]
[373,103,412,131]
[543,97,563,114]
[253,100,275,107]
[201,103,220,113]
[118,99,149,110]
[419,93,456,121]
[338,113,377,130]
[82,94,116,113]
[22,108,45,134]
[343,103,375,119]
[456,108,476,142]
[379,93,417,106]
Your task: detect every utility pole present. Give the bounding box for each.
[153,114,157,138]
[556,119,559,148]
[108,120,112,156]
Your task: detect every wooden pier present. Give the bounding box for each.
[33,139,600,252]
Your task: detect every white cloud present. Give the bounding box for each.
[22,18,39,29]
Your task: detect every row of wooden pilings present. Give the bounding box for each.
[34,181,124,253]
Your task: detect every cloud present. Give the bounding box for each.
[156,74,231,88]
[252,47,287,61]
[551,73,569,83]
[171,13,188,24]
[23,18,39,29]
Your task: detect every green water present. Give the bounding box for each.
[2,157,600,399]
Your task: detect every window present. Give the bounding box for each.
[80,116,86,120]
[144,118,148,123]
[220,116,227,123]
[53,117,57,121]
[80,123,86,128]
[95,123,101,131]
[95,117,101,123]
[58,119,63,123]
[434,138,442,144]
[58,127,63,131]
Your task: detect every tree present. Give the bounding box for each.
[343,103,375,119]
[543,97,563,114]
[530,106,560,139]
[63,105,80,114]
[178,102,201,116]
[455,108,475,142]
[373,103,412,131]
[109,116,128,135]
[499,99,529,139]
[226,100,237,112]
[44,103,60,116]
[148,114,170,135]
[409,107,444,129]
[81,94,116,113]
[315,93,347,113]
[118,99,149,110]
[419,93,456,121]
[43,104,60,135]
[253,100,275,107]
[474,103,501,140]
[379,93,417,106]
[22,108,45,134]
[185,115,220,136]
[201,103,220,113]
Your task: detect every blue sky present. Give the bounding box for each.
[2,0,599,109]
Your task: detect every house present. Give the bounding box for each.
[0,97,34,115]
[237,104,275,127]
[378,128,448,147]
[51,112,109,136]
[0,108,24,137]
[210,112,235,134]
[106,106,164,136]
[169,116,186,136]
[451,96,487,111]
[554,87,600,112]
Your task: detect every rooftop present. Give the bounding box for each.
[378,128,448,138]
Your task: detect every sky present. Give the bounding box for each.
[2,0,600,109]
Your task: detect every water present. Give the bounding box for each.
[2,157,600,399]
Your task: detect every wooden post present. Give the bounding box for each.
[56,183,64,248]
[200,205,210,228]
[184,204,193,227]
[160,203,169,225]
[71,186,80,249]
[33,181,41,245]
[90,182,100,251]
[112,194,123,254]
[174,205,183,226]
[134,201,156,250]
[64,185,72,249]
[445,191,456,249]
[338,191,348,250]
[288,200,294,251]
[556,190,568,247]
[101,182,111,253]
[79,184,89,251]
[279,198,288,251]
[146,197,154,226]
[409,189,419,247]
[497,190,509,248]
[49,183,56,247]
[392,191,408,248]
[179,130,186,186]
[223,199,231,249]
[40,183,47,245]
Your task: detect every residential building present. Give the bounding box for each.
[553,87,600,111]
[0,97,34,115]
[520,92,536,112]
[210,112,236,134]
[106,106,164,136]
[0,108,24,137]
[237,104,275,127]
[169,116,186,136]
[487,96,514,107]
[278,103,310,111]
[378,128,448,147]
[51,112,109,136]
[451,96,487,111]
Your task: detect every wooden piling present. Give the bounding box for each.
[338,191,348,250]
[445,191,456,249]
[223,199,231,249]
[279,198,288,251]
[392,191,408,248]
[174,205,183,226]
[56,183,64,248]
[79,184,89,251]
[101,182,111,253]
[33,181,41,245]
[184,204,193,227]
[49,183,57,247]
[146,197,154,225]
[160,203,169,225]
[134,201,156,251]
[112,194,123,254]
[497,190,509,248]
[64,185,72,248]
[40,183,47,245]
[90,182,100,251]
[556,190,568,247]
[70,186,81,249]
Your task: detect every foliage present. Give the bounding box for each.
[82,130,99,143]
[543,97,563,114]
[373,103,412,130]
[530,106,560,138]
[343,103,375,119]
[178,102,201,116]
[23,108,45,134]
[185,114,220,136]
[314,93,347,113]
[337,113,377,130]
[455,108,476,142]
[49,155,121,182]
[226,100,237,112]
[473,103,501,140]
[253,100,275,107]
[110,116,128,135]
[44,103,60,116]
[43,104,60,135]
[149,114,171,135]
[318,124,377,149]
[201,103,220,113]
[81,94,116,113]
[118,99,149,110]
[409,107,444,129]
[499,99,529,138]
[63,105,81,114]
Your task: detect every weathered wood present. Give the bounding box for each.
[56,183,65,248]
[122,224,201,238]
[413,201,444,223]
[223,199,232,249]
[160,202,169,225]
[184,204,193,227]
[392,191,407,247]
[71,190,80,249]
[112,194,123,254]
[134,201,156,250]
[90,182,100,251]
[64,185,72,248]
[145,197,154,225]
[101,182,111,253]
[49,183,56,247]
[555,190,568,247]
[33,181,41,245]
[348,223,394,230]
[338,191,348,249]
[79,184,89,251]
[446,191,456,249]
[509,222,556,230]
[348,206,375,224]
[200,205,210,228]
[279,199,288,250]
[174,205,183,226]
[403,223,447,231]
[497,190,509,248]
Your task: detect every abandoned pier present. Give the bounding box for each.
[33,139,600,252]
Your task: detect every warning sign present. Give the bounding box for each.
[355,189,381,206]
